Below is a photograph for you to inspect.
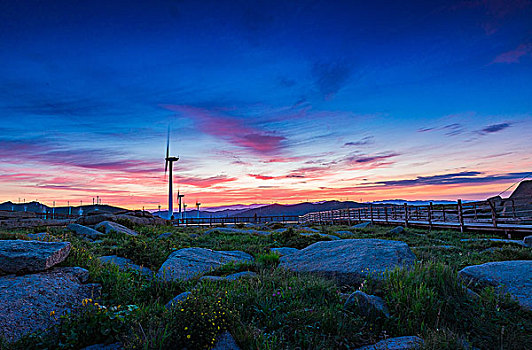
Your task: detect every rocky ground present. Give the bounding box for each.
[0,216,531,349]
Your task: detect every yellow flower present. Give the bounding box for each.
[184,327,188,330]
[187,335,191,339]
[50,311,55,317]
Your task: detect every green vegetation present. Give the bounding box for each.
[1,224,531,349]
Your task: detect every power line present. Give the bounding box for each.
[497,172,531,197]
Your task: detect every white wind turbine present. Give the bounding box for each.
[165,128,179,220]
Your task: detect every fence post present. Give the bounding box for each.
[403,203,409,228]
[442,207,446,222]
[428,202,433,230]
[347,209,352,226]
[487,199,498,228]
[370,205,374,224]
[457,199,464,233]
[357,209,361,222]
[385,207,388,224]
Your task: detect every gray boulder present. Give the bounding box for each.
[165,291,192,309]
[157,232,173,239]
[204,227,271,236]
[212,331,241,350]
[524,235,532,248]
[458,260,532,311]
[75,213,116,226]
[356,336,424,350]
[80,342,123,350]
[98,255,153,277]
[300,232,340,240]
[67,223,104,239]
[344,291,390,318]
[271,247,300,256]
[353,222,371,229]
[157,248,254,281]
[95,221,138,236]
[388,226,405,235]
[0,267,101,342]
[279,239,416,285]
[0,240,71,274]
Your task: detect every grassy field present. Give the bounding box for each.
[1,223,531,349]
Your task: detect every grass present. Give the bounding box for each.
[0,223,530,349]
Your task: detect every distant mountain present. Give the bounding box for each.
[229,201,368,217]
[0,201,126,215]
[370,199,458,206]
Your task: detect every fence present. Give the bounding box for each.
[299,198,532,235]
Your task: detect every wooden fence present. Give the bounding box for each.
[299,198,532,235]
[173,215,300,226]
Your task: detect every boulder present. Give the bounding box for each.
[201,271,257,282]
[0,267,101,342]
[157,248,254,281]
[75,213,116,226]
[279,239,416,285]
[355,336,424,350]
[98,255,153,277]
[387,226,405,235]
[95,221,138,236]
[204,227,271,236]
[0,210,37,219]
[115,214,166,226]
[67,223,104,239]
[0,240,71,274]
[165,291,192,309]
[344,291,390,318]
[271,247,300,256]
[524,235,532,248]
[458,260,532,311]
[157,232,173,239]
[353,222,371,229]
[212,331,241,350]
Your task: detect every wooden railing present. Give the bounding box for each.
[173,215,300,226]
[299,198,532,234]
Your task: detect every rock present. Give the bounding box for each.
[95,221,138,236]
[353,222,371,229]
[157,248,254,281]
[279,239,416,285]
[0,210,37,219]
[82,344,122,350]
[458,260,532,311]
[204,227,271,236]
[75,213,116,226]
[355,336,424,349]
[271,247,300,256]
[411,245,457,250]
[336,230,353,236]
[98,255,153,277]
[0,240,71,274]
[116,214,166,226]
[212,331,241,350]
[300,232,340,240]
[298,227,320,233]
[460,238,526,247]
[200,271,257,282]
[388,226,405,235]
[344,291,390,318]
[190,233,199,238]
[0,268,101,342]
[165,291,192,309]
[524,235,532,248]
[157,232,173,239]
[58,266,90,283]
[25,232,48,240]
[225,271,257,281]
[67,223,104,239]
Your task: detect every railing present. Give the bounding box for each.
[299,198,532,235]
[172,215,300,226]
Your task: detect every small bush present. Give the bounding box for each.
[256,252,280,268]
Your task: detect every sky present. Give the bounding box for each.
[0,0,531,209]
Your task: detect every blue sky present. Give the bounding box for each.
[0,0,531,208]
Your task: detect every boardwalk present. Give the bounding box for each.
[299,199,532,237]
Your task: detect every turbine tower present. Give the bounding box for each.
[196,201,201,219]
[165,129,179,220]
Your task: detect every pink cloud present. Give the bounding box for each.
[492,43,532,63]
[163,105,285,155]
[175,175,237,187]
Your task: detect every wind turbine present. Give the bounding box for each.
[165,128,179,220]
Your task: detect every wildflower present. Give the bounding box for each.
[49,311,55,317]
[187,335,191,339]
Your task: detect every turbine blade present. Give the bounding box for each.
[166,127,170,159]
